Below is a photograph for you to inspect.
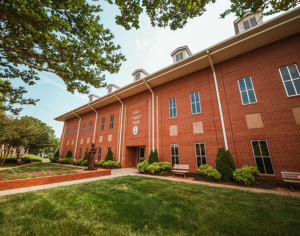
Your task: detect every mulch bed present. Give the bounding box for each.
[138,171,300,190]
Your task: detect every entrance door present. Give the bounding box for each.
[137,147,145,164]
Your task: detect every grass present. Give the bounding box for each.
[0,163,18,168]
[0,163,81,174]
[7,154,51,163]
[0,176,299,236]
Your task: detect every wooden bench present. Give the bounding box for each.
[281,171,300,192]
[17,159,25,165]
[171,164,189,179]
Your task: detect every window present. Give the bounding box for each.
[82,123,86,134]
[107,147,111,152]
[135,73,140,81]
[101,117,105,131]
[190,91,201,114]
[65,149,68,158]
[88,121,92,133]
[175,52,183,62]
[89,97,93,102]
[251,140,274,175]
[98,148,101,161]
[108,87,112,93]
[86,148,89,153]
[169,98,177,118]
[238,77,257,105]
[195,143,206,167]
[279,64,300,96]
[171,144,179,167]
[79,148,82,159]
[109,115,114,129]
[243,17,257,31]
[73,125,76,136]
[69,127,72,137]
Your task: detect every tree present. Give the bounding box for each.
[153,149,159,163]
[54,150,59,158]
[105,149,113,161]
[148,149,155,165]
[65,150,73,159]
[215,147,236,181]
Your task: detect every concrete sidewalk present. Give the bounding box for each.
[0,168,299,198]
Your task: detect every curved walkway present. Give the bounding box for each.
[0,168,299,197]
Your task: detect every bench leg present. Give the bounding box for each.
[172,172,174,178]
[184,173,186,179]
[289,183,294,192]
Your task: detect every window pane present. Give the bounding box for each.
[175,156,179,165]
[197,156,201,168]
[190,93,195,103]
[169,99,172,108]
[171,146,175,155]
[202,156,207,165]
[173,108,177,117]
[196,103,201,113]
[170,108,173,118]
[200,144,205,155]
[192,103,196,114]
[280,67,291,81]
[180,53,183,60]
[249,17,257,27]
[195,92,200,102]
[238,79,246,91]
[243,20,250,30]
[255,157,265,174]
[176,54,179,62]
[195,144,200,155]
[294,79,300,94]
[259,141,269,156]
[284,81,296,96]
[288,65,300,79]
[248,90,256,103]
[174,146,179,155]
[241,91,249,104]
[245,77,253,90]
[252,141,261,156]
[172,156,176,166]
[173,98,176,107]
[264,158,274,175]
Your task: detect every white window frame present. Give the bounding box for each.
[68,127,72,137]
[195,143,207,168]
[73,125,76,136]
[135,73,140,81]
[82,123,86,134]
[169,98,177,118]
[237,76,257,105]
[109,115,114,129]
[175,52,184,62]
[242,16,257,31]
[278,64,300,97]
[251,140,275,175]
[170,144,179,167]
[108,87,112,93]
[101,117,105,131]
[88,121,92,133]
[89,97,93,102]
[190,91,201,114]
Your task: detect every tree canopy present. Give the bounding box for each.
[1,0,298,114]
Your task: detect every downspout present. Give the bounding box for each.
[88,104,98,143]
[143,78,155,151]
[207,50,228,150]
[72,111,81,159]
[113,92,123,163]
[59,122,66,157]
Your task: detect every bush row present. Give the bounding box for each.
[137,161,172,174]
[4,157,42,163]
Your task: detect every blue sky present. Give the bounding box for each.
[10,0,282,137]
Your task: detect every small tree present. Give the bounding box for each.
[54,150,59,158]
[105,150,113,161]
[83,152,89,160]
[148,150,155,165]
[153,149,159,163]
[65,150,73,159]
[215,147,236,181]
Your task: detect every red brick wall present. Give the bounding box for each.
[59,33,300,179]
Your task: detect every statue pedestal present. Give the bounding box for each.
[83,167,98,171]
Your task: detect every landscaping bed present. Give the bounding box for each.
[0,176,299,235]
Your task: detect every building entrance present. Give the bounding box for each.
[137,147,145,164]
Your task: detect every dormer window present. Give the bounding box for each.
[135,73,141,81]
[89,97,93,102]
[175,52,184,62]
[132,69,149,82]
[106,84,120,94]
[242,17,257,31]
[108,87,112,93]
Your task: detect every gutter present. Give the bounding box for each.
[113,92,123,163]
[207,50,228,150]
[72,111,81,159]
[59,122,66,157]
[88,104,98,143]
[143,78,155,151]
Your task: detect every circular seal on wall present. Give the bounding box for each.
[133,126,139,136]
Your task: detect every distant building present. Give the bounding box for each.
[55,9,300,179]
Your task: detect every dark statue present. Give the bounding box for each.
[88,143,97,170]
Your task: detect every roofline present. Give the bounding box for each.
[54,7,300,122]
[106,83,120,89]
[88,94,100,98]
[170,46,192,57]
[233,9,263,24]
[132,69,149,76]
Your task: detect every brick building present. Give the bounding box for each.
[55,9,300,179]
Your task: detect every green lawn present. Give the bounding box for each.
[7,154,51,163]
[0,176,299,236]
[0,163,17,168]
[0,163,81,174]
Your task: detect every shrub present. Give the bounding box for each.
[137,161,149,173]
[59,158,73,164]
[233,166,260,186]
[65,150,73,159]
[54,150,59,158]
[148,150,155,165]
[30,157,42,162]
[50,156,60,162]
[148,162,173,174]
[83,152,89,160]
[198,164,222,181]
[105,150,113,162]
[4,158,17,163]
[20,157,32,163]
[153,149,159,163]
[81,160,88,166]
[102,160,119,169]
[215,147,236,181]
[75,159,83,165]
[98,160,105,167]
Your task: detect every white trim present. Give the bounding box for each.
[237,76,258,105]
[190,91,201,114]
[170,144,179,166]
[59,122,66,157]
[195,143,206,168]
[278,64,300,97]
[72,111,81,159]
[113,92,124,164]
